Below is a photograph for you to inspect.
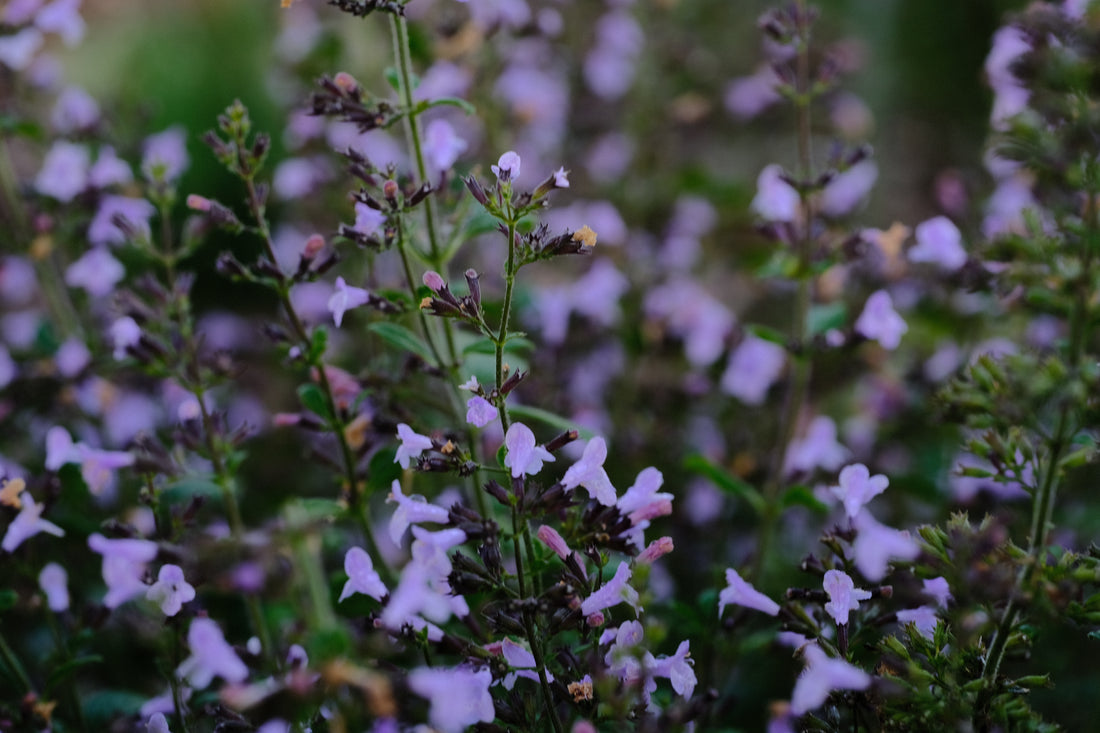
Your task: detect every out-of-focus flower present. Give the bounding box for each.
[407,666,494,733]
[721,335,787,405]
[830,463,889,519]
[922,577,952,609]
[386,480,450,546]
[88,195,155,246]
[50,86,98,133]
[725,65,782,120]
[65,248,124,297]
[88,532,158,608]
[785,416,849,475]
[110,316,141,360]
[718,567,780,618]
[465,396,498,428]
[35,0,84,45]
[177,617,249,688]
[327,277,371,328]
[503,422,555,478]
[88,146,132,189]
[141,127,189,182]
[0,28,43,70]
[751,164,799,222]
[820,160,877,217]
[855,290,907,350]
[852,511,920,581]
[338,546,386,602]
[39,562,69,611]
[2,499,64,552]
[896,606,939,639]
[423,119,468,172]
[790,643,871,715]
[35,141,88,201]
[145,564,196,616]
[352,202,386,236]
[908,216,967,270]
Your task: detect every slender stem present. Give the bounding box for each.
[523,610,564,733]
[496,219,518,434]
[0,627,31,693]
[394,217,446,367]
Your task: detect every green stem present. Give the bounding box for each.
[496,218,518,434]
[0,627,31,694]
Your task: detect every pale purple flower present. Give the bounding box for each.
[88,533,157,608]
[141,127,189,182]
[35,141,89,201]
[39,562,69,611]
[34,0,84,45]
[720,335,787,405]
[3,500,64,552]
[273,157,331,200]
[65,247,124,297]
[88,195,156,246]
[582,561,639,617]
[561,437,616,506]
[410,526,467,583]
[393,423,433,469]
[923,577,952,609]
[77,444,135,496]
[380,561,454,630]
[50,86,99,133]
[88,146,133,188]
[177,617,249,688]
[0,346,13,388]
[897,606,939,639]
[386,480,450,545]
[983,175,1038,239]
[637,536,674,564]
[649,640,696,697]
[145,564,196,616]
[465,396,498,428]
[422,270,445,292]
[0,28,43,70]
[503,422,555,478]
[3,0,42,24]
[352,202,386,236]
[44,425,76,470]
[617,467,672,525]
[823,569,871,626]
[820,160,878,217]
[790,643,871,715]
[718,567,780,618]
[146,713,171,733]
[852,511,920,581]
[459,375,480,391]
[501,637,554,689]
[327,276,371,327]
[535,525,571,560]
[785,416,849,475]
[553,166,569,188]
[110,316,141,360]
[908,216,967,270]
[725,65,782,120]
[491,150,521,182]
[423,119,468,172]
[751,164,799,222]
[855,290,907,350]
[338,546,387,602]
[831,463,889,519]
[986,26,1031,129]
[408,666,494,733]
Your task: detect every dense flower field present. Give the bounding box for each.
[2,0,1100,730]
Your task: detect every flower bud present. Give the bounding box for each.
[423,270,446,292]
[186,194,211,212]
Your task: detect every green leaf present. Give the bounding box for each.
[0,589,16,612]
[0,116,43,139]
[420,97,476,116]
[368,447,402,492]
[506,405,594,439]
[298,383,332,421]
[383,67,401,92]
[807,302,848,336]
[779,484,828,514]
[308,326,329,362]
[463,336,535,356]
[367,321,436,364]
[683,454,766,516]
[46,655,103,693]
[82,690,148,728]
[161,478,223,503]
[744,324,787,346]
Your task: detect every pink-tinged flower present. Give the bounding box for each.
[852,511,920,581]
[785,416,849,476]
[0,28,42,70]
[535,525,571,561]
[393,423,433,470]
[110,316,141,360]
[491,150,521,182]
[649,640,696,697]
[820,160,878,217]
[790,643,871,715]
[561,437,616,506]
[35,141,89,201]
[718,567,780,618]
[751,164,800,222]
[408,666,494,733]
[386,480,450,545]
[500,637,554,689]
[831,464,889,519]
[896,606,939,639]
[141,127,189,182]
[721,335,786,405]
[39,562,69,611]
[338,546,386,602]
[88,145,133,188]
[581,561,639,616]
[423,119,467,172]
[65,247,125,297]
[822,569,871,626]
[617,467,672,548]
[146,564,196,616]
[177,617,249,688]
[352,202,386,236]
[327,276,371,328]
[854,290,907,350]
[503,422,555,478]
[422,270,445,291]
[637,536,674,564]
[2,499,64,552]
[465,396,498,428]
[922,577,952,609]
[908,216,967,270]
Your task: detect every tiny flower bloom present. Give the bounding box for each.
[922,577,952,609]
[146,713,171,733]
[65,247,125,297]
[422,270,446,291]
[408,666,495,733]
[581,561,639,616]
[88,195,156,246]
[45,425,76,470]
[465,396,498,427]
[819,160,878,217]
[89,146,132,188]
[110,316,142,360]
[327,276,371,327]
[789,643,871,715]
[831,463,889,519]
[553,167,569,187]
[0,28,43,70]
[3,500,64,552]
[561,437,616,506]
[39,561,69,611]
[423,119,468,172]
[572,225,598,248]
[908,216,967,270]
[177,617,249,688]
[784,415,849,476]
[896,606,939,639]
[339,546,387,602]
[650,640,696,697]
[380,561,455,630]
[501,637,554,689]
[721,335,787,405]
[386,480,450,545]
[852,511,920,582]
[460,375,480,391]
[352,202,386,236]
[491,150,521,181]
[146,564,196,616]
[35,141,89,201]
[141,127,189,182]
[503,422,555,478]
[394,423,433,469]
[751,164,799,222]
[855,290,908,350]
[55,337,91,377]
[718,567,780,618]
[35,0,84,45]
[822,569,871,626]
[50,86,99,133]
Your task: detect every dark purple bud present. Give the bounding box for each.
[464,175,489,206]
